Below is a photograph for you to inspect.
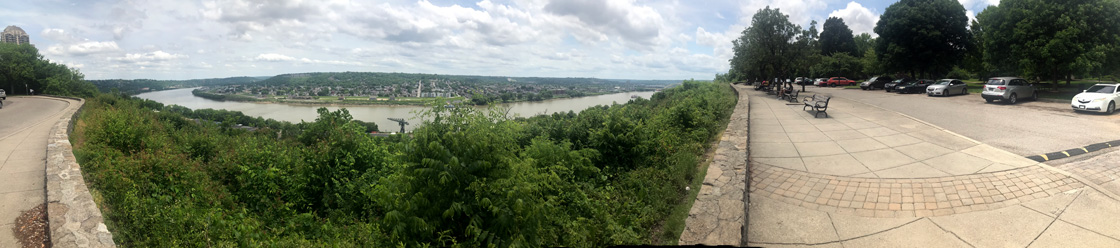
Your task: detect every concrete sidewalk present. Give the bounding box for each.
[745,89,1120,247]
[0,97,76,247]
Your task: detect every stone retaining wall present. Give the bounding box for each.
[679,84,750,245]
[44,97,116,247]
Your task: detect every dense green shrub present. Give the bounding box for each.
[73,80,736,247]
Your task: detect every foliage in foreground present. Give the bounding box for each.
[72,80,736,247]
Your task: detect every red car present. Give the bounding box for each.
[825,77,856,87]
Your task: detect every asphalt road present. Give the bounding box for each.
[0,97,70,139]
[805,87,1120,158]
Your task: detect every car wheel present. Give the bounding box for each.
[1108,101,1116,115]
[1008,93,1017,104]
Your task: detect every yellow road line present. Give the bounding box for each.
[1081,147,1089,153]
[1061,151,1070,157]
[1040,154,1049,161]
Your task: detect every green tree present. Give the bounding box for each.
[961,19,991,80]
[792,21,822,77]
[853,33,875,56]
[875,0,972,78]
[860,48,882,77]
[811,53,862,78]
[820,17,858,56]
[976,0,1120,85]
[729,7,804,80]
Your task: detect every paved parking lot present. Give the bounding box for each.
[807,86,1120,158]
[745,87,1120,247]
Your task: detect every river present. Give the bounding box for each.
[135,88,657,132]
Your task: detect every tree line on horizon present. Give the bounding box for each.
[721,0,1120,86]
[0,43,97,97]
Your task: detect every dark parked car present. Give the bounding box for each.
[884,78,914,92]
[895,79,936,94]
[860,76,895,90]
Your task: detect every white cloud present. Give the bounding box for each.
[543,0,667,49]
[829,2,879,37]
[46,41,122,56]
[23,0,771,80]
[739,0,828,28]
[695,27,729,48]
[40,28,76,42]
[958,0,1000,9]
[255,53,296,62]
[112,51,189,63]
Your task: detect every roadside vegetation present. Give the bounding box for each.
[71,80,736,247]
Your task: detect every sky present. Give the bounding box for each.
[2,0,998,80]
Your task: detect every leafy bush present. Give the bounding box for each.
[946,67,974,80]
[72,80,736,247]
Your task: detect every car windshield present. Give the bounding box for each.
[935,80,952,85]
[1085,85,1117,93]
[987,79,1006,85]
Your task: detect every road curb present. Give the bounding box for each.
[44,98,117,247]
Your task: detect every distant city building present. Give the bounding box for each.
[2,26,30,45]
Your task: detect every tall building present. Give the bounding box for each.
[2,26,31,45]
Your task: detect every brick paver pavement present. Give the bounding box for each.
[749,163,1084,218]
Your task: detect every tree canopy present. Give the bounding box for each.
[874,0,972,78]
[976,0,1120,84]
[729,7,806,81]
[0,43,96,97]
[820,17,858,56]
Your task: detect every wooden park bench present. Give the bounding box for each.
[802,94,831,118]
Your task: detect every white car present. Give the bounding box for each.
[813,78,826,86]
[1071,83,1120,114]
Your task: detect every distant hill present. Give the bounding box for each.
[89,72,681,95]
[89,76,262,95]
[253,71,673,88]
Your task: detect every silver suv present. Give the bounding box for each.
[0,89,5,100]
[982,77,1037,104]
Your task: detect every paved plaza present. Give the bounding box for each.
[744,87,1120,247]
[682,85,1120,247]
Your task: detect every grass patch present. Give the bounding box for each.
[843,85,861,89]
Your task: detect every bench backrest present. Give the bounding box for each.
[813,95,830,102]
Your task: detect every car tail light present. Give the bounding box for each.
[998,86,1006,90]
